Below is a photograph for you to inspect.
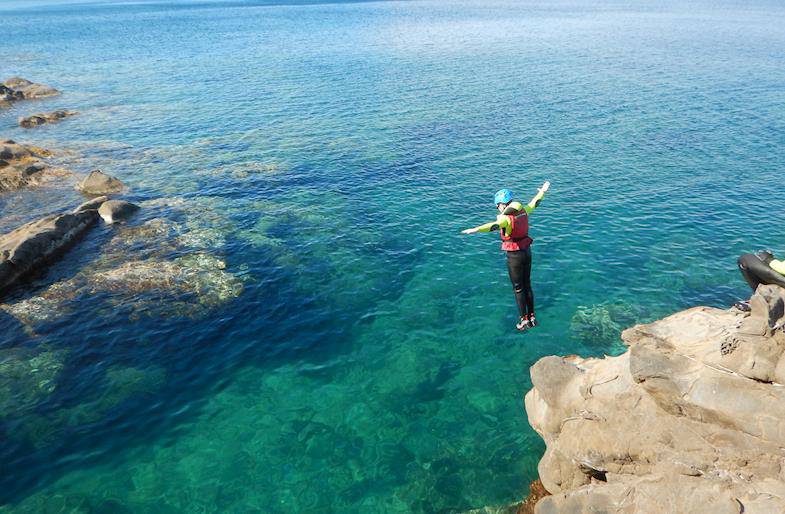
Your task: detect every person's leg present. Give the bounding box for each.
[520,247,534,318]
[738,253,763,291]
[506,251,528,319]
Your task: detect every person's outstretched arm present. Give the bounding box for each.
[523,181,550,214]
[461,214,510,235]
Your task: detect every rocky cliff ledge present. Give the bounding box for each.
[526,285,785,513]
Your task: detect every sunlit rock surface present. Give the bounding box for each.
[98,199,139,224]
[526,284,785,513]
[75,169,124,195]
[0,141,67,193]
[0,208,99,297]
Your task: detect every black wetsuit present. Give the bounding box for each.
[506,248,534,318]
[738,252,785,290]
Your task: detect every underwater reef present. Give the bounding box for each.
[526,284,785,513]
[0,80,247,484]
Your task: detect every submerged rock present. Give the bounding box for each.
[0,347,67,418]
[2,252,244,323]
[98,199,139,224]
[89,254,241,304]
[0,208,99,297]
[570,302,642,352]
[1,278,81,324]
[0,77,60,105]
[19,109,78,128]
[76,169,125,195]
[526,284,785,513]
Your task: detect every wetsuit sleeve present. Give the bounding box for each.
[473,214,510,233]
[523,190,546,214]
[770,259,785,275]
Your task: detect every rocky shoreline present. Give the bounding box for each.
[0,78,243,317]
[525,285,785,513]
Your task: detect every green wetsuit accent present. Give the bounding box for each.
[471,189,546,235]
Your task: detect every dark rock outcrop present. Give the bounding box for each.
[0,85,23,108]
[98,200,139,225]
[76,169,125,195]
[525,285,785,513]
[18,110,78,128]
[0,209,99,297]
[0,77,59,107]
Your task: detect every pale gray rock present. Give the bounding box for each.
[98,199,139,225]
[77,170,125,195]
[1,77,59,100]
[0,209,99,297]
[73,195,109,214]
[526,285,785,514]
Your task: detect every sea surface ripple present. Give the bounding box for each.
[1,0,784,512]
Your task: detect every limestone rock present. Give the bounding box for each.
[98,200,139,224]
[77,169,125,195]
[18,110,77,128]
[526,285,785,514]
[0,209,99,297]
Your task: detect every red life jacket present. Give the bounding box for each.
[500,212,532,251]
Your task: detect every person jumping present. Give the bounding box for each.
[461,181,550,331]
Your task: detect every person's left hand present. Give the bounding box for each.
[540,181,550,193]
[461,228,478,234]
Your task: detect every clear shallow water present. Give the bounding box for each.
[1,0,784,511]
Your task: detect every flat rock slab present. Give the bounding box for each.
[19,110,78,128]
[0,209,98,298]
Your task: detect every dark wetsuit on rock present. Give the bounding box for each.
[738,251,785,290]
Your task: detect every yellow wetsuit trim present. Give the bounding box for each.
[770,259,785,275]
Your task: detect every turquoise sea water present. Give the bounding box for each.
[1,0,784,512]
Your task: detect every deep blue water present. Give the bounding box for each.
[1,0,784,512]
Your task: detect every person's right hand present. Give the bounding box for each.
[540,181,550,193]
[461,228,478,235]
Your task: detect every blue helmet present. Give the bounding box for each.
[494,188,513,205]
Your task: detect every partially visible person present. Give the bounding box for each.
[735,251,785,310]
